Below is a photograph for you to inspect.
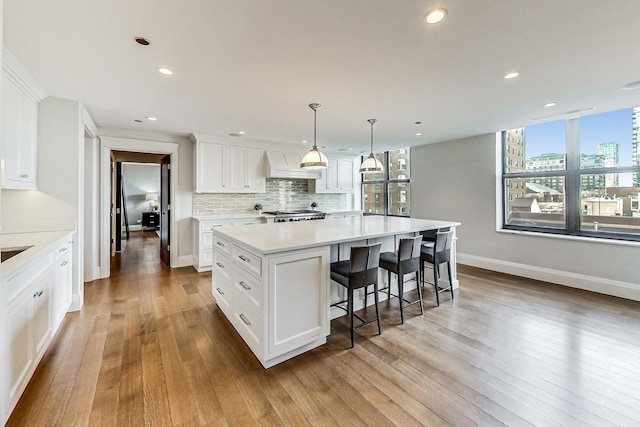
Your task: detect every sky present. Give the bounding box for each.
[525,108,633,166]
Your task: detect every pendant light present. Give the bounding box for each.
[359,118,384,173]
[300,103,329,170]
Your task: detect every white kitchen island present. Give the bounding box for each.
[211,216,460,368]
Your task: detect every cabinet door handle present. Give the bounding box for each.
[60,261,69,266]
[238,255,249,262]
[59,247,67,252]
[20,174,29,178]
[216,262,225,268]
[216,241,226,247]
[216,287,224,295]
[239,313,251,326]
[239,281,251,290]
[33,290,44,298]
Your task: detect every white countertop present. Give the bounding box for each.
[1,230,73,276]
[213,216,460,255]
[193,213,270,221]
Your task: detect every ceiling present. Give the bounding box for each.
[4,0,640,155]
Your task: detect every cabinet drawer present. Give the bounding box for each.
[234,297,262,351]
[5,252,53,306]
[201,249,213,266]
[233,246,262,277]
[234,269,263,309]
[212,251,231,281]
[212,272,232,313]
[213,235,231,255]
[202,221,230,232]
[201,231,213,249]
[53,240,70,260]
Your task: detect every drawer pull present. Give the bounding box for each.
[59,247,67,252]
[216,241,226,247]
[239,313,251,326]
[238,255,249,262]
[216,287,224,295]
[33,290,44,298]
[60,261,69,267]
[216,262,225,268]
[20,174,29,178]
[239,281,251,290]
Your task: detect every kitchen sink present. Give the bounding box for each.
[1,246,33,263]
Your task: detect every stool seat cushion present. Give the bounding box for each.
[379,251,398,271]
[330,260,350,287]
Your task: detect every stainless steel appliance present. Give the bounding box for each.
[263,209,326,222]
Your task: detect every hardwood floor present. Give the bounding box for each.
[7,231,640,426]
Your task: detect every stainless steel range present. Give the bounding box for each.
[263,209,326,223]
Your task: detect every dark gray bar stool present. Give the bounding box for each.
[378,236,423,324]
[420,230,454,306]
[330,242,382,348]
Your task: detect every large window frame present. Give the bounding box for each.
[501,112,640,242]
[361,150,411,217]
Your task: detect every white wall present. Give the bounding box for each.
[122,163,160,230]
[411,133,640,301]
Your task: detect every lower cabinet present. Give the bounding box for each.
[212,240,330,368]
[1,232,73,425]
[193,217,265,272]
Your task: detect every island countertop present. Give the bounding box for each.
[212,216,460,255]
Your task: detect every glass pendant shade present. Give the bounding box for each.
[359,118,383,173]
[301,103,329,170]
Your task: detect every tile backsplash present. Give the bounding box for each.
[192,178,348,216]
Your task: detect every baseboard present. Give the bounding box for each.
[458,253,640,302]
[176,255,195,268]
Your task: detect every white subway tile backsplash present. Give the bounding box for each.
[193,178,347,215]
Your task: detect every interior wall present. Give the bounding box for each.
[122,163,160,230]
[411,133,640,300]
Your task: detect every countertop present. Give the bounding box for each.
[193,213,270,221]
[1,230,74,276]
[212,216,460,255]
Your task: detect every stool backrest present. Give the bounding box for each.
[434,230,453,262]
[350,242,382,273]
[398,236,423,261]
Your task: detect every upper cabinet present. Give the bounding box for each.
[194,139,265,193]
[1,49,46,190]
[308,158,355,193]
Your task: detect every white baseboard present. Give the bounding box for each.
[458,253,640,302]
[176,255,195,269]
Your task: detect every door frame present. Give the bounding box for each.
[99,137,180,278]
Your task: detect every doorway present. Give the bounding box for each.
[111,151,170,266]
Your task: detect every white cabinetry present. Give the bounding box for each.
[1,50,45,190]
[308,158,355,193]
[51,239,73,330]
[194,140,265,193]
[212,237,330,368]
[3,252,53,419]
[193,217,265,272]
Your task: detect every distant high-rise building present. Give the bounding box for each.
[526,153,565,192]
[633,107,640,187]
[505,128,526,201]
[598,142,620,187]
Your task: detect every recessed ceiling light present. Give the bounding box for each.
[301,140,308,144]
[504,71,520,79]
[416,132,423,136]
[158,67,173,75]
[544,102,558,108]
[147,117,157,121]
[135,37,150,46]
[425,8,447,24]
[622,80,640,90]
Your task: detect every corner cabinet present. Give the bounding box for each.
[194,140,265,193]
[308,158,355,193]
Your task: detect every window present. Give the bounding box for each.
[362,149,411,216]
[502,107,640,240]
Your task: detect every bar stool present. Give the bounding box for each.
[330,242,382,348]
[378,236,423,324]
[420,230,454,306]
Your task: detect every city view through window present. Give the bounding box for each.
[362,149,410,216]
[503,107,640,238]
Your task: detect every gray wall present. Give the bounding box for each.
[122,163,160,230]
[411,133,640,300]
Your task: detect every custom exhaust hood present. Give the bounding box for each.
[264,151,322,179]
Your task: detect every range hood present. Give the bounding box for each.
[264,151,322,179]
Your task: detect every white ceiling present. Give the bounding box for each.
[4,0,640,155]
